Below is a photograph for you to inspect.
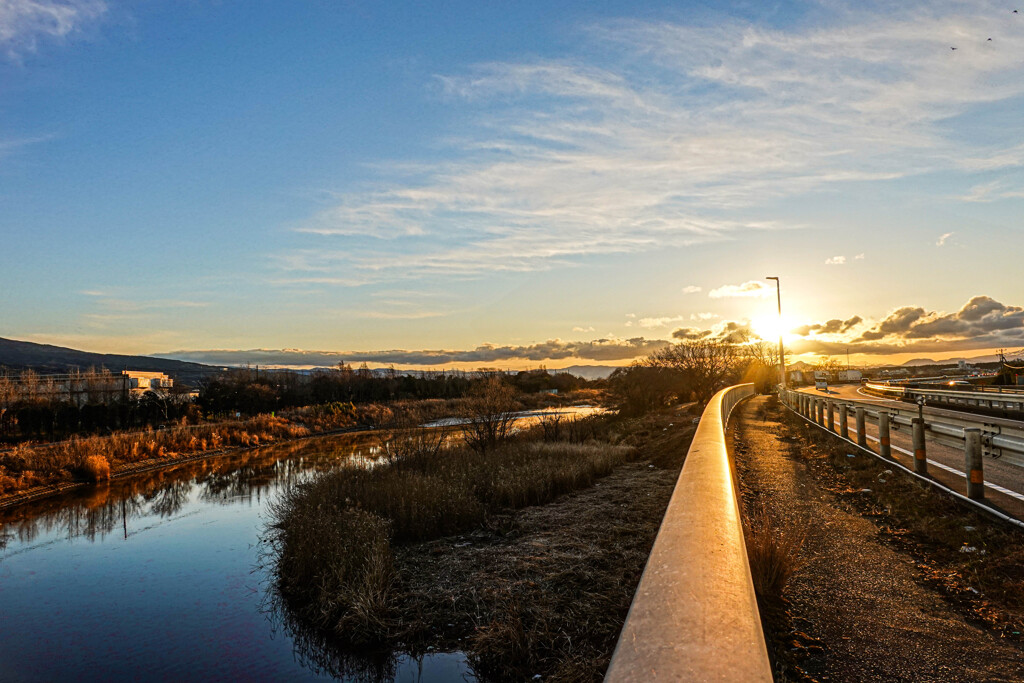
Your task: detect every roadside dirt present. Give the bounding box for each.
[732,395,1024,682]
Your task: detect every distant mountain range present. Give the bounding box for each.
[0,337,222,383]
[553,365,619,380]
[900,354,1002,367]
[0,337,619,382]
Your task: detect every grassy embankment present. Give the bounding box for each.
[0,391,603,500]
[266,406,698,681]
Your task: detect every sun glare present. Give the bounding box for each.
[751,315,792,342]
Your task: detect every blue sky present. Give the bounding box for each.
[2,0,1023,368]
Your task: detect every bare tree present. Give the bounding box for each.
[814,356,842,381]
[460,376,520,453]
[644,339,740,405]
[377,409,446,462]
[740,341,784,392]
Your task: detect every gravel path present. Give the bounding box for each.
[731,395,1024,682]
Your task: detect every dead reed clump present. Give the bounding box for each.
[744,502,806,605]
[80,455,111,482]
[269,496,396,644]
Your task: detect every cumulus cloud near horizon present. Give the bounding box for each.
[789,296,1024,356]
[160,337,673,368]
[708,280,773,299]
[161,295,1024,367]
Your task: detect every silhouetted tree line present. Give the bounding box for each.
[0,393,199,443]
[609,339,780,416]
[197,364,594,417]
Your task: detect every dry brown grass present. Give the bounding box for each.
[267,422,636,647]
[0,415,313,495]
[80,455,110,482]
[744,501,806,603]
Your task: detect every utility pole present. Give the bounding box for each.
[766,276,786,388]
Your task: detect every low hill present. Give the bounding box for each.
[0,337,221,384]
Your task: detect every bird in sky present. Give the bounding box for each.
[951,46,958,50]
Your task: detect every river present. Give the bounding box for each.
[0,406,599,682]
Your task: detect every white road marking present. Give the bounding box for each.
[861,432,1024,501]
[855,387,900,402]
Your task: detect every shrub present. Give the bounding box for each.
[270,502,395,642]
[81,455,111,482]
[744,502,805,603]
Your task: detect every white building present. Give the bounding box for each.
[123,371,173,396]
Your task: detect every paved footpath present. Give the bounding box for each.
[730,395,1024,683]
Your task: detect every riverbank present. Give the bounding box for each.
[0,422,373,510]
[268,406,698,681]
[0,395,604,510]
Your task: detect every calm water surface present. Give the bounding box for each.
[0,406,598,682]
[0,432,478,682]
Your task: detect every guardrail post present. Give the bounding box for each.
[816,399,824,425]
[965,428,984,500]
[855,407,866,447]
[878,411,891,457]
[912,418,927,475]
[827,400,834,432]
[839,403,849,440]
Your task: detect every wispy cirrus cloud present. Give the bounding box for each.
[960,181,1024,203]
[276,1,1024,286]
[0,0,106,57]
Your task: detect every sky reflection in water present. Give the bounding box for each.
[0,432,477,682]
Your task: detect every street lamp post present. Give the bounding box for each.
[766,276,785,388]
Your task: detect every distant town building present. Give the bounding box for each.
[0,370,173,408]
[837,369,862,382]
[123,371,173,396]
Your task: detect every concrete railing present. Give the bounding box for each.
[605,383,770,682]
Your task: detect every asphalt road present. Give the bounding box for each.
[793,384,1024,521]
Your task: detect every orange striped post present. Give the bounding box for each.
[912,418,927,475]
[965,428,984,500]
[878,411,891,458]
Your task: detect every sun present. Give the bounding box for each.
[751,315,793,342]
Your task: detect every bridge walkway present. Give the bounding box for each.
[730,395,1024,682]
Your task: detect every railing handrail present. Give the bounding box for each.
[784,389,1024,468]
[864,382,1024,408]
[605,383,770,682]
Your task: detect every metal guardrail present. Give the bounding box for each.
[864,382,1024,417]
[781,388,1024,499]
[605,383,770,683]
